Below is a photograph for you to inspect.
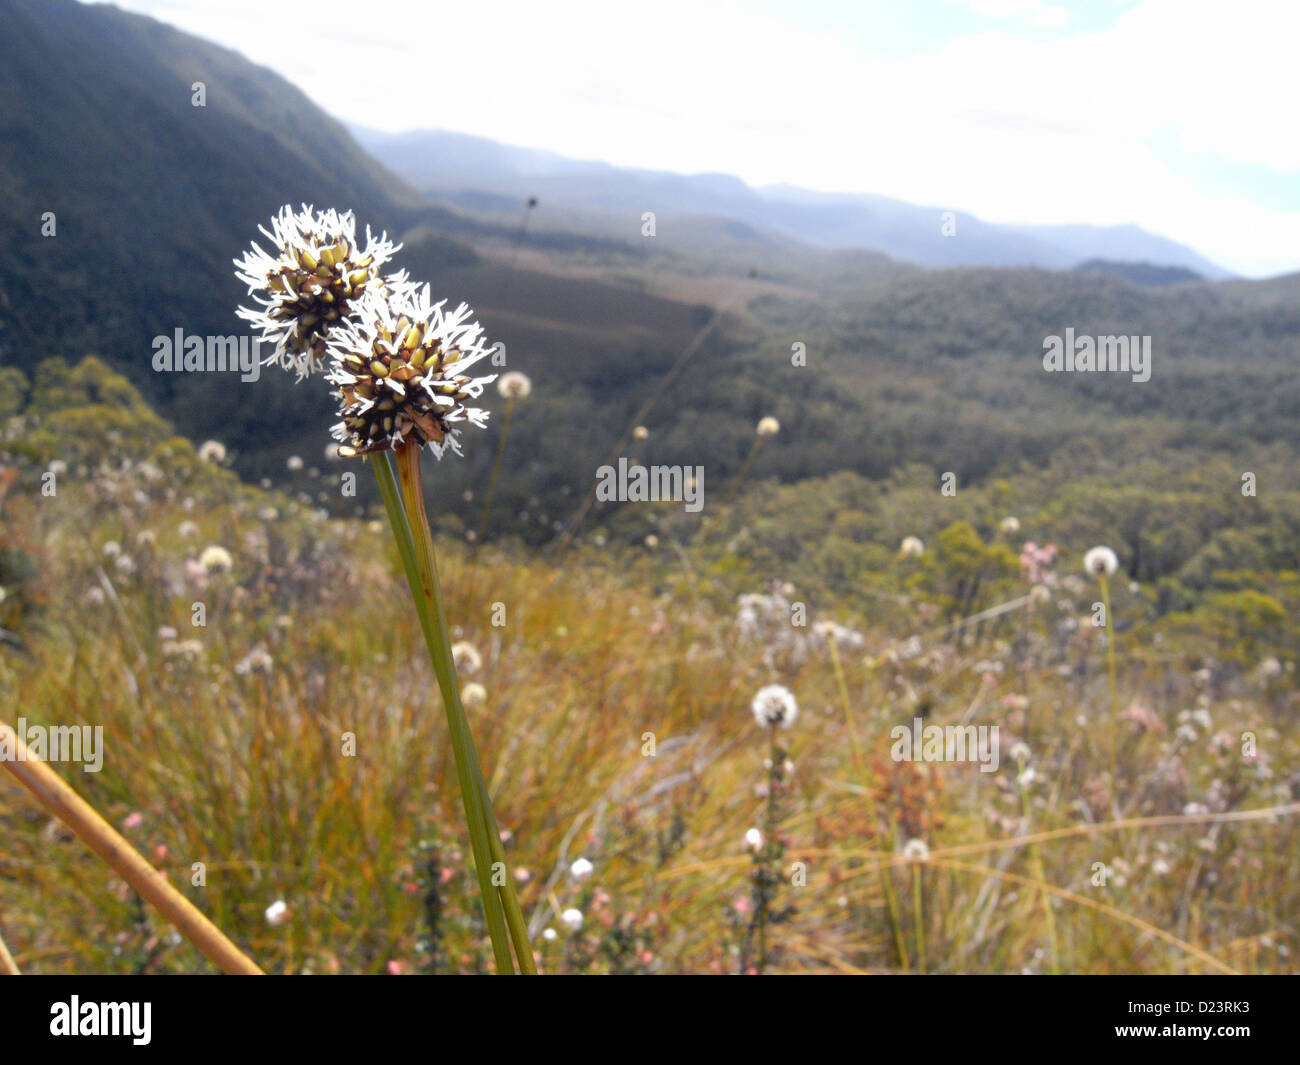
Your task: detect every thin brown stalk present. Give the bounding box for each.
[0,721,262,975]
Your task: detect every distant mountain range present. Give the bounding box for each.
[350,127,1232,279]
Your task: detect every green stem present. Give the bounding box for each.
[913,863,925,975]
[393,447,537,975]
[1018,766,1060,974]
[1100,574,1119,790]
[726,436,764,505]
[370,452,528,973]
[826,634,863,770]
[880,818,910,971]
[698,435,764,558]
[475,397,515,546]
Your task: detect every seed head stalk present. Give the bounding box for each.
[371,448,536,974]
[0,722,261,974]
[1100,573,1119,791]
[912,859,926,975]
[467,394,516,600]
[824,631,863,770]
[477,395,516,542]
[726,435,766,505]
[880,817,911,971]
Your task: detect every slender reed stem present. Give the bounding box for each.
[912,862,926,975]
[0,723,261,975]
[697,433,766,557]
[826,633,863,769]
[1100,574,1119,788]
[0,925,21,974]
[727,436,765,504]
[379,449,537,973]
[881,817,911,970]
[371,452,513,972]
[1017,767,1059,973]
[475,396,515,548]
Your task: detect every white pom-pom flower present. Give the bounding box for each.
[751,684,799,729]
[1083,545,1119,578]
[899,536,925,558]
[325,284,497,459]
[234,204,406,380]
[497,371,532,400]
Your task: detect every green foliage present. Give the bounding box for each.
[906,521,1021,618]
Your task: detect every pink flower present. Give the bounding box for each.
[122,813,144,831]
[1121,704,1163,734]
[386,959,409,975]
[1019,541,1059,585]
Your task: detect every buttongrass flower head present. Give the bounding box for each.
[560,908,584,932]
[756,416,780,437]
[1084,545,1119,578]
[899,535,925,558]
[999,516,1020,534]
[497,371,532,400]
[235,204,406,379]
[569,857,594,883]
[451,640,483,675]
[751,684,798,729]
[197,440,227,464]
[325,284,496,459]
[902,838,930,862]
[198,545,233,573]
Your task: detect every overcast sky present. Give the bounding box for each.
[97,0,1300,277]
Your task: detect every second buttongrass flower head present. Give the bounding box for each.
[325,284,497,459]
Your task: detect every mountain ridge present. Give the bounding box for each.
[350,125,1232,279]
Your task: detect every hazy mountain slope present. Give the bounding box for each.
[0,0,464,443]
[351,126,1230,277]
[0,0,729,504]
[1073,260,1205,286]
[1015,223,1227,280]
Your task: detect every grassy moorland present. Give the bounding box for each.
[0,358,1294,974]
